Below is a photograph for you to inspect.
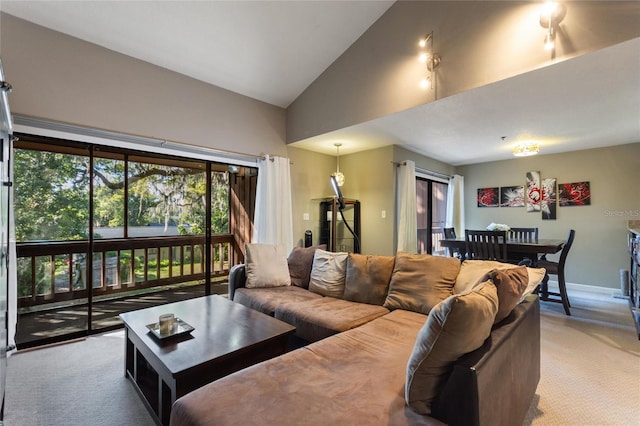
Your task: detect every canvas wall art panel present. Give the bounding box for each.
[526,171,541,212]
[541,177,557,220]
[500,186,525,207]
[559,181,591,206]
[477,187,499,207]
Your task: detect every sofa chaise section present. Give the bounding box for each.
[170,295,540,426]
[170,309,444,426]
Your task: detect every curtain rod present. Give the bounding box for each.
[391,161,451,180]
[13,114,263,165]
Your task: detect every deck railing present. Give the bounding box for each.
[418,227,447,256]
[16,234,237,308]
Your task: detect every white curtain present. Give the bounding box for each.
[397,161,417,253]
[252,155,294,254]
[446,174,465,238]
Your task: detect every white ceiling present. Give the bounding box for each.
[2,1,639,166]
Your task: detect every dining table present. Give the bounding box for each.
[439,237,565,259]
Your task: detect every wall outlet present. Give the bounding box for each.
[303,213,310,221]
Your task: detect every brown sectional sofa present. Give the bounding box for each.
[171,251,542,426]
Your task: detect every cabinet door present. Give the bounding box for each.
[334,203,357,252]
[320,199,360,253]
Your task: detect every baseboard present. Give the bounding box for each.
[545,280,626,299]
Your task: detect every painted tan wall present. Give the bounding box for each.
[287,1,640,143]
[287,146,335,248]
[457,143,640,289]
[0,14,287,158]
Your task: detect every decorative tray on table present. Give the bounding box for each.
[146,317,194,340]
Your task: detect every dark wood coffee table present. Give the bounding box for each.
[119,295,296,425]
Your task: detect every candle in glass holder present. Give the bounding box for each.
[159,313,175,334]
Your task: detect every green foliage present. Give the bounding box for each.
[15,148,233,242]
[14,150,89,241]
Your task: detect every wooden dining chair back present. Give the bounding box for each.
[536,229,576,315]
[443,227,458,257]
[464,230,508,262]
[443,227,456,239]
[508,227,539,242]
[507,227,539,264]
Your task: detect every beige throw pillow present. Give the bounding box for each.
[308,249,348,298]
[245,243,291,288]
[405,282,499,415]
[343,253,395,306]
[383,252,461,315]
[287,244,326,289]
[454,259,546,299]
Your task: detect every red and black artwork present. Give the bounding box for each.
[526,171,541,212]
[500,186,525,207]
[477,187,499,207]
[558,181,591,206]
[541,177,557,219]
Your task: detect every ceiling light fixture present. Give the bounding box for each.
[418,31,441,90]
[332,142,345,187]
[513,141,540,157]
[540,1,566,51]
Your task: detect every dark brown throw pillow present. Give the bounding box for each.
[287,245,326,289]
[343,253,395,306]
[487,266,529,323]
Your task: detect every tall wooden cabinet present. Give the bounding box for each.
[319,198,360,253]
[628,223,640,339]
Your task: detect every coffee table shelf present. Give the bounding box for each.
[120,295,296,425]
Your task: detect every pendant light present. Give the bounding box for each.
[332,143,345,187]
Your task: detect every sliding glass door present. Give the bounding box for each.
[416,178,448,255]
[13,133,255,349]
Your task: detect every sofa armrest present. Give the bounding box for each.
[228,264,247,300]
[431,294,540,426]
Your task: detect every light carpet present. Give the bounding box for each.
[4,291,640,425]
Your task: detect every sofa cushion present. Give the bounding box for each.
[486,267,529,323]
[343,253,395,306]
[454,259,546,298]
[245,243,291,288]
[405,281,499,415]
[383,253,460,315]
[275,297,389,342]
[308,249,348,298]
[287,244,327,289]
[233,286,322,316]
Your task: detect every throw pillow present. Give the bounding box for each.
[454,259,546,299]
[287,244,327,289]
[308,249,348,298]
[343,253,395,305]
[523,266,546,299]
[244,243,291,288]
[383,252,461,315]
[405,281,499,415]
[485,266,529,323]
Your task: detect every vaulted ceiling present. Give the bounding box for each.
[2,1,638,165]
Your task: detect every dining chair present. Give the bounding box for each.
[464,230,508,262]
[507,227,539,264]
[508,227,539,242]
[443,227,459,258]
[536,229,576,315]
